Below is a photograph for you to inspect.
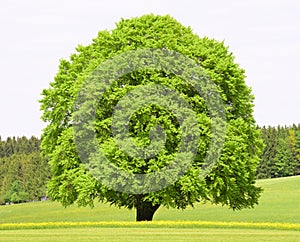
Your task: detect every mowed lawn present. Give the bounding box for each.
[1,227,300,242]
[0,175,300,241]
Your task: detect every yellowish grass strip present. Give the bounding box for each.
[1,221,300,230]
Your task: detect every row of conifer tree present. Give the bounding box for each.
[257,124,300,178]
[1,124,300,204]
[0,136,50,204]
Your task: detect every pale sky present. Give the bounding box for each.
[0,0,299,139]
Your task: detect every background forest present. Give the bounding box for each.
[1,124,300,205]
[0,136,50,204]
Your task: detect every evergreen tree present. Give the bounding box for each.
[274,136,296,177]
[288,129,300,175]
[257,126,278,178]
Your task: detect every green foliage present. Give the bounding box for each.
[0,137,50,204]
[5,180,29,203]
[0,136,40,158]
[257,125,300,179]
[289,128,300,175]
[40,14,263,216]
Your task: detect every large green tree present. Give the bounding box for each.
[40,14,263,221]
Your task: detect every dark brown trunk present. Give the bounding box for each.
[136,195,160,221]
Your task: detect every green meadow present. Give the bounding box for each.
[1,228,300,242]
[0,175,300,241]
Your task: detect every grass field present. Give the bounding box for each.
[0,176,300,241]
[1,227,300,242]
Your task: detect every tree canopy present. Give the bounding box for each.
[40,14,263,221]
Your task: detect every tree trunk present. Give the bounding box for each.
[136,195,160,221]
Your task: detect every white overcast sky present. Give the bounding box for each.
[0,0,299,139]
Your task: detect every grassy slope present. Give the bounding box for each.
[156,175,300,223]
[0,175,299,224]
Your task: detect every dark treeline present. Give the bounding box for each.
[0,136,50,204]
[257,124,300,179]
[0,124,300,204]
